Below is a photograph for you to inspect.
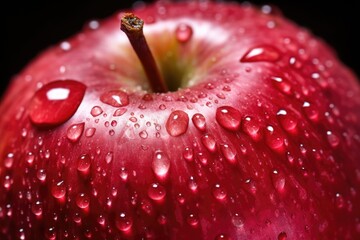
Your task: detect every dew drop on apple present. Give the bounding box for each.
[188,176,198,192]
[271,169,286,193]
[119,167,128,182]
[241,116,261,140]
[186,213,199,227]
[232,213,244,228]
[115,212,133,232]
[37,169,46,182]
[148,183,166,201]
[192,113,206,131]
[271,76,292,95]
[175,23,193,43]
[29,80,86,127]
[90,106,103,117]
[113,108,127,117]
[216,106,242,131]
[51,180,66,199]
[31,201,43,217]
[302,101,319,122]
[212,184,227,200]
[3,175,12,190]
[25,152,35,165]
[240,45,280,62]
[278,231,287,240]
[105,152,113,164]
[277,109,298,132]
[66,123,85,142]
[215,234,230,240]
[88,20,100,30]
[183,147,194,162]
[152,150,170,178]
[76,193,90,209]
[4,152,14,169]
[326,131,340,148]
[100,90,129,107]
[139,130,148,139]
[77,154,91,173]
[97,215,106,226]
[85,127,96,137]
[201,134,216,152]
[220,143,237,164]
[265,126,284,151]
[166,110,189,136]
[45,227,56,240]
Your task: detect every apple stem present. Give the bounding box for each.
[121,13,168,93]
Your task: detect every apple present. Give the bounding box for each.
[1,1,360,239]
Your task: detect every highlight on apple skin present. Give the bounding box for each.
[1,1,360,239]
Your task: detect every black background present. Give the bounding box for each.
[1,0,359,96]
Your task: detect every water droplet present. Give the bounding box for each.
[139,130,148,139]
[60,41,71,51]
[32,200,43,217]
[175,23,193,43]
[215,234,230,240]
[66,123,85,142]
[302,101,319,122]
[201,134,216,152]
[113,108,127,116]
[25,152,35,165]
[186,213,199,227]
[90,106,103,117]
[216,106,241,131]
[105,152,113,164]
[265,126,285,151]
[212,184,227,200]
[278,231,287,240]
[120,167,128,182]
[241,116,261,140]
[148,183,166,201]
[76,193,90,209]
[240,45,280,62]
[183,147,194,162]
[271,169,286,193]
[232,213,244,228]
[29,80,86,127]
[88,20,100,30]
[220,144,237,163]
[192,113,206,131]
[271,76,292,95]
[326,131,340,147]
[115,212,133,232]
[77,154,91,174]
[85,127,96,137]
[152,150,170,179]
[4,153,14,168]
[166,110,189,136]
[100,90,129,107]
[51,180,66,199]
[188,176,198,192]
[37,169,46,182]
[277,109,297,132]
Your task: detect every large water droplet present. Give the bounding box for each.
[175,23,193,43]
[240,45,280,62]
[152,150,170,179]
[29,80,86,127]
[115,212,133,232]
[66,123,85,142]
[192,113,206,131]
[216,106,241,131]
[166,110,189,136]
[148,183,166,201]
[76,193,90,209]
[201,134,216,152]
[241,116,261,140]
[100,90,129,107]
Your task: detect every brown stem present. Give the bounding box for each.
[121,13,168,93]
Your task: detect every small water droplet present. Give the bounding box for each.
[212,184,227,200]
[85,127,96,137]
[29,80,86,127]
[183,147,194,162]
[120,167,128,182]
[302,101,319,122]
[60,41,71,51]
[186,213,199,227]
[88,20,100,30]
[113,108,127,116]
[66,123,85,142]
[148,183,166,201]
[152,150,170,179]
[37,169,46,182]
[76,193,90,209]
[115,212,133,232]
[271,76,292,95]
[91,106,103,117]
[326,131,340,147]
[216,106,241,131]
[166,110,189,136]
[139,130,148,139]
[188,176,198,192]
[240,45,280,62]
[201,134,216,152]
[175,23,193,43]
[232,213,244,228]
[220,144,237,163]
[51,180,66,199]
[215,234,230,240]
[265,126,285,151]
[105,152,113,164]
[100,90,129,107]
[77,154,91,174]
[271,169,286,193]
[241,116,261,140]
[32,200,43,217]
[278,231,287,240]
[192,113,206,131]
[4,153,14,168]
[277,109,297,132]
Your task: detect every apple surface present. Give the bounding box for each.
[1,1,360,239]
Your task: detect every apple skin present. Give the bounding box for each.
[1,1,360,239]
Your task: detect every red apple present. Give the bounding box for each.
[1,1,360,239]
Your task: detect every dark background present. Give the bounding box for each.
[1,0,359,96]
